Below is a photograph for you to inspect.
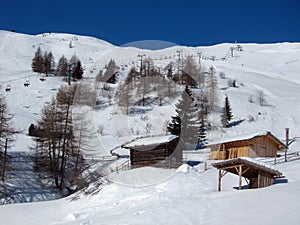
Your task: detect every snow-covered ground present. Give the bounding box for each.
[0,30,300,224]
[0,161,299,225]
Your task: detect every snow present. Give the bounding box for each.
[1,161,300,225]
[123,135,178,149]
[176,163,196,173]
[239,157,282,173]
[213,156,282,175]
[204,130,274,146]
[0,30,300,224]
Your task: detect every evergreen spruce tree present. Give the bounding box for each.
[197,108,207,146]
[102,59,118,83]
[72,60,84,80]
[182,56,199,87]
[47,51,55,74]
[167,115,181,135]
[56,55,68,77]
[221,95,233,127]
[168,86,199,145]
[43,51,50,76]
[32,47,44,73]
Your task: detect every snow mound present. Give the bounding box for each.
[65,213,76,222]
[108,166,176,186]
[176,164,196,173]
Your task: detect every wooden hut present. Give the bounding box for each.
[204,131,287,160]
[212,157,284,191]
[122,135,183,168]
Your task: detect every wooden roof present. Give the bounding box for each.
[212,157,283,179]
[204,131,287,150]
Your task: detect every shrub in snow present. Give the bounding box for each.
[219,71,226,79]
[257,90,267,106]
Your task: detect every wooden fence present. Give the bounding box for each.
[257,151,300,165]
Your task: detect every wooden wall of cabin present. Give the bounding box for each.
[130,138,182,168]
[209,136,280,160]
[249,136,278,158]
[249,171,274,188]
[227,146,249,158]
[209,142,249,160]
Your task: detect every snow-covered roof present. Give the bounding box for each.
[204,131,286,148]
[212,157,283,177]
[123,135,178,149]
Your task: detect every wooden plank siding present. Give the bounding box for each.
[249,171,275,188]
[208,132,286,160]
[212,158,283,190]
[128,137,183,169]
[248,136,279,158]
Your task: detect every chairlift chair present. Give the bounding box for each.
[39,76,46,81]
[5,84,11,92]
[24,79,30,87]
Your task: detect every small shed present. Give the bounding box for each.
[122,135,183,168]
[204,131,287,160]
[212,157,283,191]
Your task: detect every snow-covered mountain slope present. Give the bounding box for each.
[0,30,114,75]
[91,41,300,156]
[0,30,300,225]
[0,30,113,135]
[1,30,300,155]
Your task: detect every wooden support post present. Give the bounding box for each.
[285,128,289,162]
[239,165,242,190]
[218,169,222,191]
[218,169,228,191]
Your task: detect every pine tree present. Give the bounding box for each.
[221,95,233,128]
[168,86,199,145]
[0,95,17,181]
[181,56,199,87]
[43,51,51,76]
[102,59,118,83]
[32,47,44,73]
[117,83,132,115]
[125,66,138,88]
[95,70,103,83]
[167,115,181,135]
[33,85,86,191]
[205,66,218,112]
[72,60,84,80]
[47,51,55,74]
[136,77,150,106]
[56,55,68,77]
[197,109,207,146]
[69,54,78,70]
[166,62,173,79]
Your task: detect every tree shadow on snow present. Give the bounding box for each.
[228,119,245,128]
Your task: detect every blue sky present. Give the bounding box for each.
[0,0,299,46]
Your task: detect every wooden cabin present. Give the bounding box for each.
[122,135,183,168]
[212,157,283,191]
[204,131,287,160]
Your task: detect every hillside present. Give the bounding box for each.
[0,30,300,224]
